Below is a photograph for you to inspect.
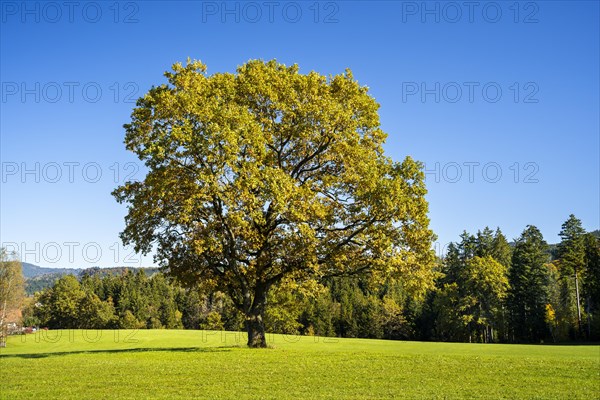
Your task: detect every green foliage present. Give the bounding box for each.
[120,310,144,329]
[475,227,495,257]
[203,312,224,331]
[582,234,600,303]
[432,282,465,340]
[557,215,587,276]
[507,225,551,342]
[147,317,163,329]
[33,272,186,331]
[298,286,337,337]
[78,294,117,329]
[20,298,40,328]
[180,288,202,329]
[34,276,117,329]
[555,215,588,338]
[433,229,510,342]
[491,228,512,268]
[582,233,600,338]
[265,279,309,335]
[36,275,86,329]
[460,256,508,342]
[381,295,411,339]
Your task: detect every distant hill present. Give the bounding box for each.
[21,263,82,295]
[21,262,81,279]
[21,263,160,295]
[80,266,160,277]
[25,273,65,295]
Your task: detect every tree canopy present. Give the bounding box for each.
[113,59,436,347]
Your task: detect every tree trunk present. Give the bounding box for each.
[246,312,267,348]
[245,287,267,348]
[586,296,591,340]
[574,269,582,337]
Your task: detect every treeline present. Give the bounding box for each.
[23,269,418,338]
[24,267,161,295]
[24,215,600,343]
[23,271,241,331]
[423,220,600,343]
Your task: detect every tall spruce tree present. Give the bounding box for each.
[556,215,586,336]
[475,227,495,257]
[507,225,550,342]
[582,233,600,338]
[491,228,512,268]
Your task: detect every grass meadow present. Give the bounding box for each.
[1,330,598,399]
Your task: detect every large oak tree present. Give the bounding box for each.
[114,60,436,347]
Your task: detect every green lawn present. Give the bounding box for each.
[1,330,598,399]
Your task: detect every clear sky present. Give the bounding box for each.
[1,1,598,268]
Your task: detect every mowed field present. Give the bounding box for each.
[1,330,598,399]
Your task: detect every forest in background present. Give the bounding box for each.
[6,215,600,344]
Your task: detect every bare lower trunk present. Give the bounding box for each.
[245,287,267,348]
[246,313,267,348]
[575,270,582,336]
[586,296,591,339]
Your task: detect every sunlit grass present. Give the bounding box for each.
[1,330,598,399]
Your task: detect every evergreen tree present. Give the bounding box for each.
[435,235,473,342]
[181,288,202,329]
[491,228,512,268]
[582,233,600,338]
[442,242,462,285]
[556,215,587,336]
[457,231,477,261]
[475,227,495,257]
[507,225,550,342]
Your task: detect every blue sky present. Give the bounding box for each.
[1,1,598,268]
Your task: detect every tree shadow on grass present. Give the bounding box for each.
[0,345,239,359]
